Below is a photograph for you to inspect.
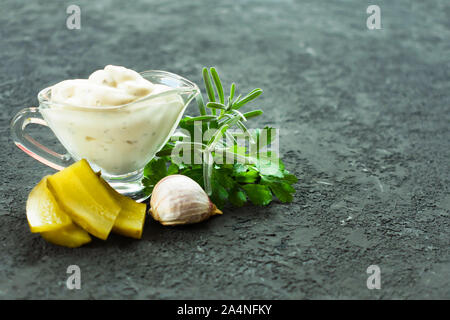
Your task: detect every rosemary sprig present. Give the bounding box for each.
[200,67,262,125]
[195,67,264,193]
[143,67,298,208]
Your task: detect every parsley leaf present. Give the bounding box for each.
[228,187,247,207]
[261,175,296,203]
[241,184,273,206]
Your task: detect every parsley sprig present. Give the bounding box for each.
[142,67,298,208]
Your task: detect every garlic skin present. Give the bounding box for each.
[150,175,222,225]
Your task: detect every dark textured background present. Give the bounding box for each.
[0,0,449,299]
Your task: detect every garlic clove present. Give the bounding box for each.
[149,175,222,226]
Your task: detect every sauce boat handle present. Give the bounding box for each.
[10,107,72,171]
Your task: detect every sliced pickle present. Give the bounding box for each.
[112,198,147,239]
[47,159,121,240]
[26,176,72,233]
[41,223,91,248]
[100,179,147,239]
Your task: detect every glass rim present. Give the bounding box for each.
[37,69,199,111]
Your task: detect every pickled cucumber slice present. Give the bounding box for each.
[26,176,72,233]
[41,223,91,248]
[100,179,147,239]
[112,198,147,239]
[47,159,121,240]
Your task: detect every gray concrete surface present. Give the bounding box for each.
[0,0,449,299]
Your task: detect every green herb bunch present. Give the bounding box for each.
[142,67,298,209]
